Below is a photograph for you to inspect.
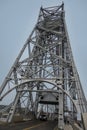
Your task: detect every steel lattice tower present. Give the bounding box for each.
[0,3,87,129]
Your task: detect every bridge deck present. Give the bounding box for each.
[64,124,73,130]
[0,120,57,130]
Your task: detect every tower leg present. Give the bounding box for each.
[6,92,21,123]
[58,90,64,130]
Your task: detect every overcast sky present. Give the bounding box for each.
[0,0,87,99]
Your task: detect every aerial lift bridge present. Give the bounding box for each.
[0,2,87,130]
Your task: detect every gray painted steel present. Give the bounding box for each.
[0,2,87,130]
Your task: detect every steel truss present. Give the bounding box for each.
[0,2,87,129]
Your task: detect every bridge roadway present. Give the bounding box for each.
[0,120,57,130]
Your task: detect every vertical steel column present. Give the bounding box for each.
[58,41,64,129]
